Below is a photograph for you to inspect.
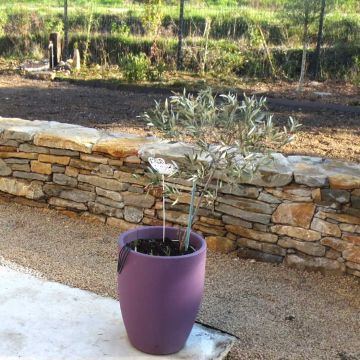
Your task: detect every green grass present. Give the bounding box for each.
[0,0,359,81]
[2,2,359,46]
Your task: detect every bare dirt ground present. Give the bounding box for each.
[0,74,359,162]
[0,201,359,360]
[241,79,360,106]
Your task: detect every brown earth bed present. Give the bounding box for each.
[0,74,359,162]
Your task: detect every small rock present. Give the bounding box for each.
[69,159,99,171]
[227,225,278,243]
[59,189,96,203]
[88,202,123,218]
[311,218,341,237]
[124,206,143,223]
[329,175,360,190]
[49,197,87,211]
[31,161,52,175]
[320,237,351,252]
[222,215,252,228]
[107,217,139,231]
[271,225,321,242]
[278,237,326,257]
[206,236,237,253]
[237,248,284,264]
[351,195,360,209]
[78,174,126,192]
[217,195,274,214]
[342,248,360,264]
[285,254,345,274]
[52,165,65,173]
[38,154,70,166]
[96,196,124,209]
[49,148,79,157]
[95,187,122,202]
[19,144,50,154]
[216,203,271,225]
[320,189,350,204]
[272,203,315,228]
[80,153,108,164]
[123,192,155,209]
[13,171,49,182]
[53,173,78,187]
[0,177,44,199]
[0,159,12,176]
[157,210,189,226]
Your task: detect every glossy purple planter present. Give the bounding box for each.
[117,226,207,355]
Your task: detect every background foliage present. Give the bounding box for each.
[0,0,359,81]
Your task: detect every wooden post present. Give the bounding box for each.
[49,41,54,69]
[72,48,81,71]
[176,0,185,71]
[64,0,69,60]
[49,32,62,67]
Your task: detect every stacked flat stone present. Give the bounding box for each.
[0,117,359,278]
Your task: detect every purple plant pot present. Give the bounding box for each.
[117,226,207,355]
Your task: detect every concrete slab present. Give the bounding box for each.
[0,263,235,360]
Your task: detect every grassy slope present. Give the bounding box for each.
[1,0,359,81]
[2,0,359,45]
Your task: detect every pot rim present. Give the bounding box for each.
[118,226,206,260]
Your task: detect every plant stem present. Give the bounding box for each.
[189,165,217,227]
[180,163,218,250]
[184,180,196,251]
[162,174,165,242]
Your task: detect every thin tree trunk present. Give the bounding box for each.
[64,0,69,60]
[257,25,277,78]
[313,0,326,80]
[201,18,211,74]
[83,3,94,66]
[297,4,309,92]
[176,0,185,71]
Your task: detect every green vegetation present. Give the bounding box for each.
[120,52,165,81]
[143,88,300,250]
[0,0,359,81]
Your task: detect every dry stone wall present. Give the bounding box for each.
[0,117,360,278]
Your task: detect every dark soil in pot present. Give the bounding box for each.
[127,237,196,256]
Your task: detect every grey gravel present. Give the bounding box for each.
[0,201,359,360]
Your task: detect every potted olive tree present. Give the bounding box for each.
[117,88,300,355]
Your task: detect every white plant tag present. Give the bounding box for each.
[148,157,178,176]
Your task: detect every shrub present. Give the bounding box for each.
[120,52,166,81]
[120,52,150,81]
[207,48,245,76]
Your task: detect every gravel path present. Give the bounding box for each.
[0,201,360,359]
